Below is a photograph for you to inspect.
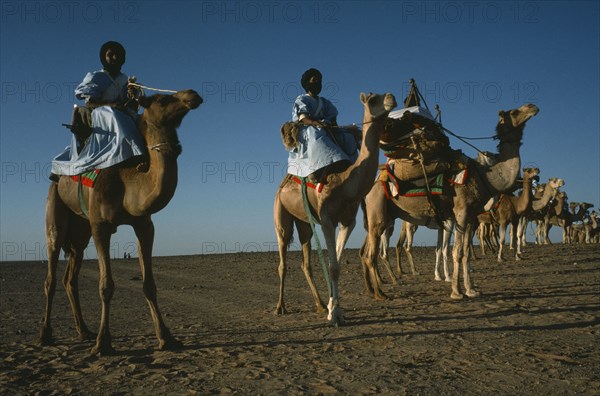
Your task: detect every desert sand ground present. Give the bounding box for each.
[1,243,599,395]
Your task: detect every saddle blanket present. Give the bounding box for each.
[70,169,101,188]
[379,161,469,199]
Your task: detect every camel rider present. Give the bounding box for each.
[287,68,359,182]
[50,41,145,180]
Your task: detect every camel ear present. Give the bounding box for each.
[138,95,153,109]
[498,110,505,117]
[360,92,368,104]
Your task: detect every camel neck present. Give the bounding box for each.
[134,119,179,214]
[340,116,383,200]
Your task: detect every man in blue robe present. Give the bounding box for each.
[287,68,359,181]
[51,41,145,178]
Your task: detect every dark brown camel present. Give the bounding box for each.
[39,90,202,355]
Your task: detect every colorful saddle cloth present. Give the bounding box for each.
[70,169,101,188]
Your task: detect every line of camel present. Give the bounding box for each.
[40,87,594,356]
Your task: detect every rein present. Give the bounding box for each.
[128,82,177,94]
[439,125,497,157]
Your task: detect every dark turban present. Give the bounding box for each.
[99,41,126,68]
[301,68,322,92]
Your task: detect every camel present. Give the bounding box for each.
[542,197,571,243]
[518,178,564,245]
[476,212,499,255]
[587,211,600,243]
[361,184,454,284]
[543,200,593,244]
[557,202,594,243]
[274,92,397,326]
[581,210,598,243]
[492,167,540,262]
[39,90,202,355]
[361,103,539,300]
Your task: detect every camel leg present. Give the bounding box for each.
[394,223,404,276]
[477,223,485,256]
[320,216,345,326]
[435,228,451,282]
[403,222,419,276]
[39,183,68,346]
[497,223,506,262]
[452,219,480,299]
[62,214,94,341]
[451,227,464,300]
[335,219,355,263]
[442,225,452,282]
[90,222,116,355]
[274,201,294,315]
[511,221,522,260]
[461,224,479,298]
[296,221,326,313]
[378,225,398,284]
[133,218,181,350]
[358,240,372,294]
[362,223,388,301]
[516,217,526,255]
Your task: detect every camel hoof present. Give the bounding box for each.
[327,308,345,327]
[78,329,97,341]
[466,289,480,298]
[450,292,464,300]
[445,277,451,283]
[434,275,442,281]
[90,343,117,356]
[316,303,327,314]
[274,305,287,315]
[373,291,389,301]
[159,337,183,351]
[38,327,54,346]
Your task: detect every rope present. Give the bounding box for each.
[411,136,444,228]
[127,82,177,94]
[440,125,496,157]
[300,177,333,299]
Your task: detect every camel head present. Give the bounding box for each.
[522,167,540,181]
[581,202,594,211]
[137,90,202,156]
[495,103,539,142]
[139,89,203,129]
[548,177,565,190]
[360,92,397,122]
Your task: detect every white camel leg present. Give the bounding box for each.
[321,217,344,326]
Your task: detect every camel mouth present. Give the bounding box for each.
[176,90,203,109]
[184,97,202,109]
[383,93,397,112]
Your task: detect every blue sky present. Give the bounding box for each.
[1,1,599,261]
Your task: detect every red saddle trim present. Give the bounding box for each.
[291,176,324,193]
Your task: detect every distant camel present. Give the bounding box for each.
[40,90,202,355]
[492,167,540,262]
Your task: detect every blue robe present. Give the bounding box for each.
[287,95,359,177]
[51,70,146,175]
